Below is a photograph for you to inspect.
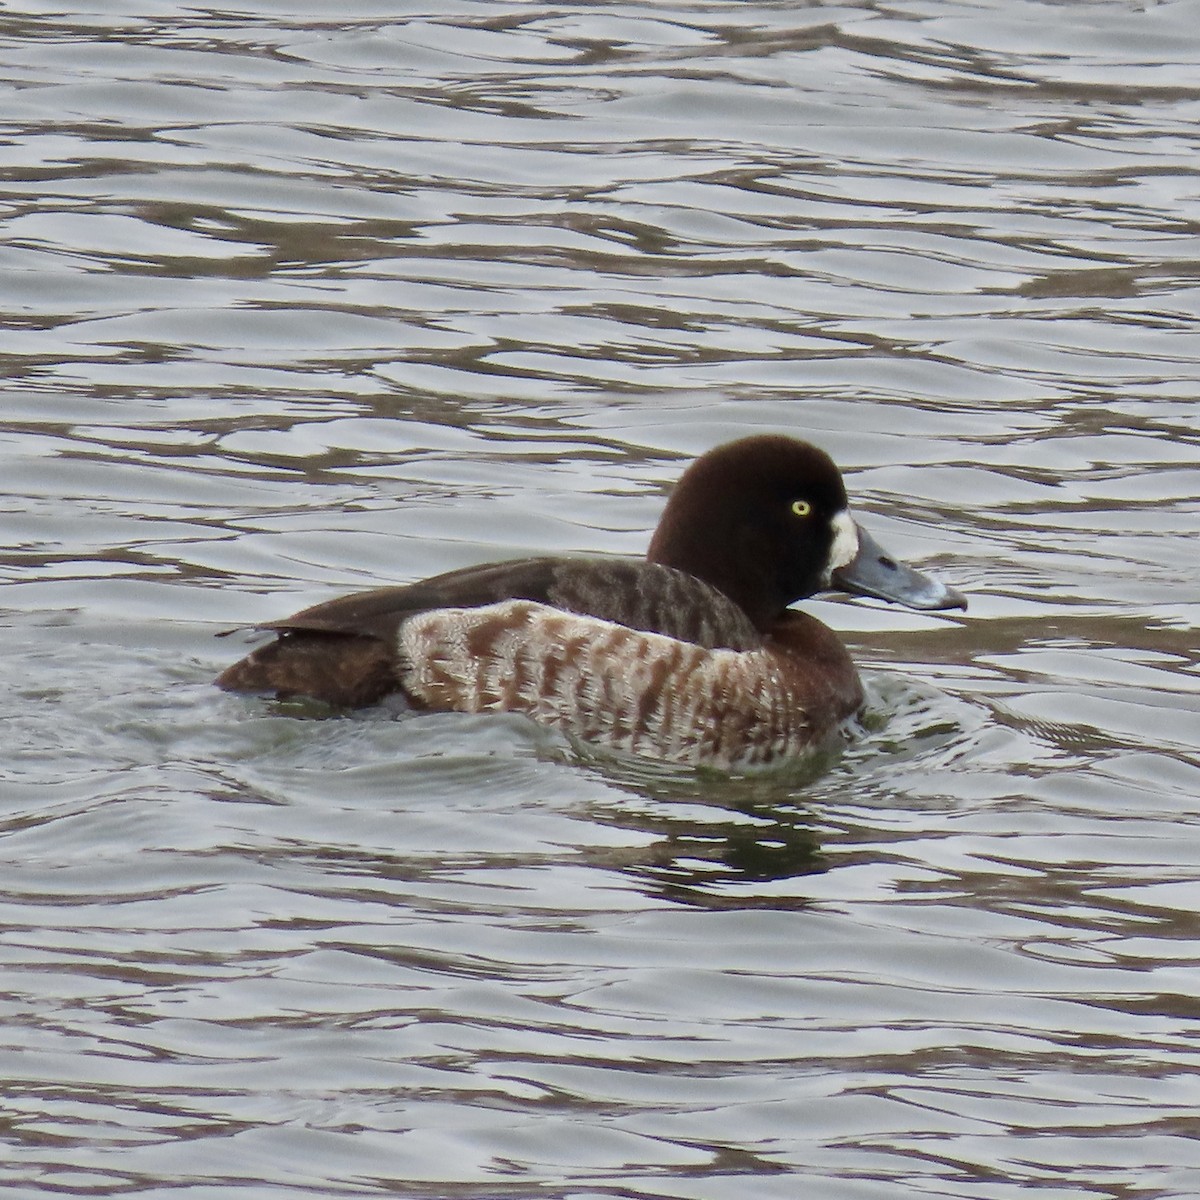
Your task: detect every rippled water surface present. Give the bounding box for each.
[3,2,1200,1197]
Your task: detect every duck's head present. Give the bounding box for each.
[646,434,966,630]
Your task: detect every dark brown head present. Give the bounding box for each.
[646,435,965,630]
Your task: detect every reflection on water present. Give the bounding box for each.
[3,2,1200,1198]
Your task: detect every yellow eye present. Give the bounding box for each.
[791,499,812,518]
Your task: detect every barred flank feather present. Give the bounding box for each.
[397,600,861,768]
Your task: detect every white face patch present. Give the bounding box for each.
[826,509,860,582]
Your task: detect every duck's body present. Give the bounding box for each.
[221,560,863,766]
[217,436,964,767]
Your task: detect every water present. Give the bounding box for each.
[3,1,1200,1196]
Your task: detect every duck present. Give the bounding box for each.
[217,434,965,767]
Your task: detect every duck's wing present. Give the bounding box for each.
[252,557,565,640]
[258,556,762,651]
[216,556,761,707]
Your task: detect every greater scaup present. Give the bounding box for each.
[217,435,965,766]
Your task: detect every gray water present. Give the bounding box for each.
[3,2,1200,1197]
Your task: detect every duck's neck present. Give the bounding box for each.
[646,521,787,633]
